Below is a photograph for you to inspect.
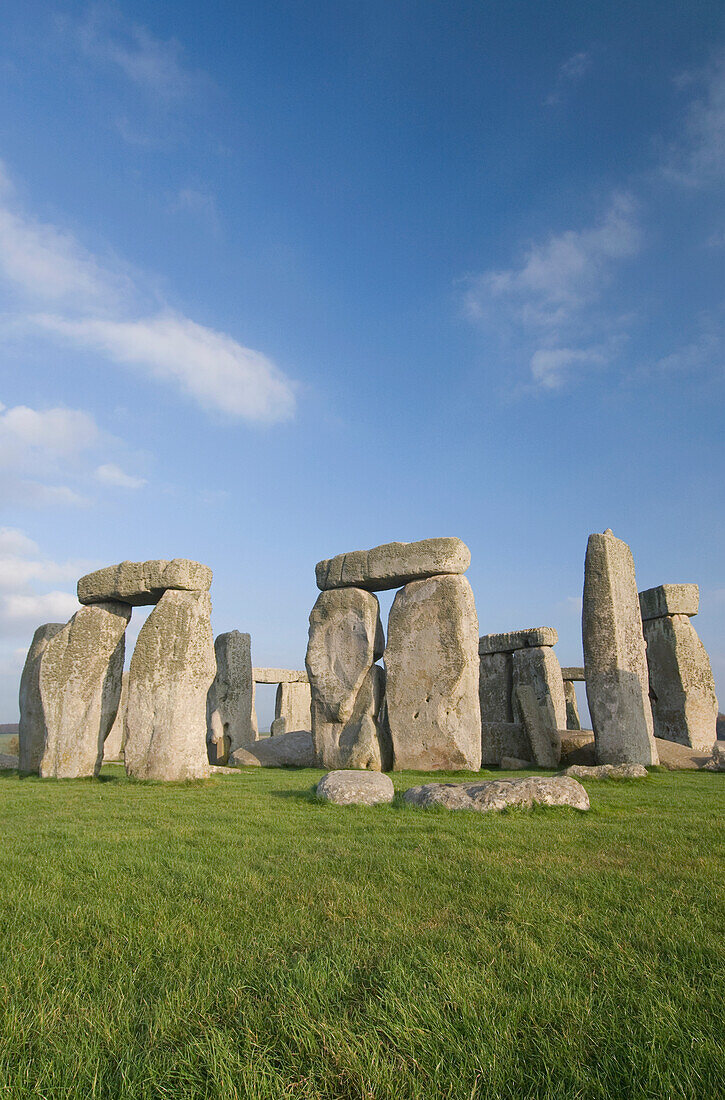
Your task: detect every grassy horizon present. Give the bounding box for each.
[0,765,723,1099]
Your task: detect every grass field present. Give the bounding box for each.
[0,764,723,1100]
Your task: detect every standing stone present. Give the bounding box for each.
[39,603,130,778]
[272,679,312,735]
[385,575,481,771]
[103,671,128,761]
[582,530,658,765]
[125,590,215,781]
[641,612,717,753]
[306,587,386,770]
[511,645,567,730]
[563,679,582,730]
[514,684,560,767]
[207,631,256,765]
[18,623,64,773]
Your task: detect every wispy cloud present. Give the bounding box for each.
[463,193,640,387]
[170,187,219,229]
[0,159,297,422]
[665,50,725,185]
[545,51,592,106]
[94,462,147,489]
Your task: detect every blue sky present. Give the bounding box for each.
[1,0,723,725]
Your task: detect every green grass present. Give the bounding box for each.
[0,765,723,1100]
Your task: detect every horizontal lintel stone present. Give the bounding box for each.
[638,584,699,621]
[253,668,309,684]
[78,559,212,606]
[561,667,586,681]
[478,627,558,656]
[315,537,470,592]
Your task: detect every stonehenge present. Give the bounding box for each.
[14,532,720,782]
[639,584,717,753]
[582,530,658,766]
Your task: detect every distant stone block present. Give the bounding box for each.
[315,537,470,592]
[639,584,699,621]
[478,627,558,655]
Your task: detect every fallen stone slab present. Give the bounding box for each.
[78,559,212,606]
[0,753,18,770]
[316,770,395,805]
[561,667,586,681]
[315,537,470,592]
[403,776,589,813]
[479,627,558,656]
[18,622,65,773]
[253,668,309,684]
[230,729,316,768]
[704,742,725,772]
[639,584,699,621]
[654,737,715,771]
[499,756,531,769]
[561,763,648,779]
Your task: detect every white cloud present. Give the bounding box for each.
[33,312,297,422]
[2,590,79,625]
[0,527,95,598]
[666,51,725,185]
[0,404,99,465]
[545,51,592,106]
[0,160,297,424]
[94,462,146,489]
[463,193,640,387]
[0,528,38,557]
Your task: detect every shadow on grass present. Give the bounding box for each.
[270,787,320,804]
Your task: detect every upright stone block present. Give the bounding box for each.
[385,575,481,771]
[273,680,312,735]
[479,651,513,724]
[563,679,582,730]
[125,590,215,781]
[582,530,657,765]
[18,623,64,773]
[642,614,717,752]
[306,587,386,769]
[39,602,130,778]
[207,631,256,765]
[103,670,128,760]
[511,646,567,731]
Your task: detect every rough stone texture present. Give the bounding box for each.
[18,622,64,773]
[316,770,394,805]
[103,671,128,760]
[39,602,130,778]
[514,685,560,767]
[582,530,658,765]
[274,680,312,735]
[306,587,386,769]
[207,631,256,767]
[316,537,470,593]
[655,737,715,771]
[512,645,567,731]
[639,584,699,622]
[478,627,558,655]
[642,614,718,753]
[479,651,513,723]
[253,668,309,684]
[125,590,215,781]
[561,667,586,681]
[78,559,212,607]
[480,722,531,767]
[230,729,315,768]
[562,763,648,779]
[704,741,725,772]
[500,756,530,769]
[0,753,18,770]
[559,731,597,767]
[563,679,582,730]
[403,776,589,813]
[385,575,481,771]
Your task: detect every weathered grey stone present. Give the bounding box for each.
[78,559,212,606]
[125,590,215,781]
[478,627,558,655]
[403,776,589,813]
[704,741,725,772]
[582,530,658,765]
[479,651,513,723]
[207,631,256,766]
[316,770,394,805]
[385,575,481,771]
[39,602,130,778]
[306,587,386,769]
[642,614,717,753]
[563,679,582,730]
[561,667,586,681]
[253,668,309,684]
[561,763,648,779]
[512,645,567,730]
[0,753,18,770]
[500,756,531,769]
[103,670,128,761]
[230,729,315,768]
[514,684,560,767]
[639,584,699,622]
[316,537,470,592]
[559,731,597,767]
[18,622,64,773]
[654,737,713,771]
[480,721,531,767]
[274,680,312,734]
